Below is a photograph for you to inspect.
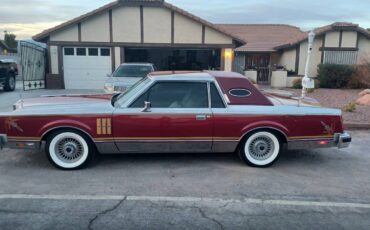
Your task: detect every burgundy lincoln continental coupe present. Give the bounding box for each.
[0,71,351,170]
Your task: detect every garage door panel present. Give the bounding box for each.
[63,47,112,89]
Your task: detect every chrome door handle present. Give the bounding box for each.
[196,115,207,120]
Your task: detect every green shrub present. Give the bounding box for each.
[292,78,302,89]
[317,64,355,88]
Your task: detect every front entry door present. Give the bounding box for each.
[246,54,271,84]
[113,81,213,153]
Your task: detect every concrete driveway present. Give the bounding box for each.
[0,84,369,229]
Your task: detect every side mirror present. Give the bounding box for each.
[106,74,111,78]
[142,101,151,112]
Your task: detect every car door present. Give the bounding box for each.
[113,81,213,153]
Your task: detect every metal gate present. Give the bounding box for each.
[19,41,47,90]
[232,53,245,74]
[246,54,271,84]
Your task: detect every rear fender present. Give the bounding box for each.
[240,121,289,141]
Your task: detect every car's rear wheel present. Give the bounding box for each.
[239,131,281,167]
[46,131,95,170]
[4,73,15,92]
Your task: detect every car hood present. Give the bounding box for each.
[16,94,113,108]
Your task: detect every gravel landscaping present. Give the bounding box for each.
[285,88,370,125]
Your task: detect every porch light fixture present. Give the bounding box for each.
[300,30,316,101]
[225,49,233,59]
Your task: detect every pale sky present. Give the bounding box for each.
[1,0,369,40]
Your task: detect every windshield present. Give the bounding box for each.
[113,65,153,78]
[114,77,152,107]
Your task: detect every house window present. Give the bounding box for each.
[76,48,86,56]
[88,48,98,56]
[101,48,110,56]
[323,51,358,65]
[64,48,74,56]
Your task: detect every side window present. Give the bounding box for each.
[130,92,148,108]
[210,83,225,108]
[132,82,208,108]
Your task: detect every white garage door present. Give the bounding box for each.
[63,47,112,89]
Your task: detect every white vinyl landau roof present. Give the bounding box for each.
[148,73,215,81]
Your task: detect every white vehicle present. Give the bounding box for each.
[104,63,154,93]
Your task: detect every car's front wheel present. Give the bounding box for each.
[239,131,281,167]
[46,130,95,170]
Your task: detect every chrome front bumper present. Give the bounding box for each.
[0,134,7,149]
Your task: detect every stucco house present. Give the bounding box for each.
[33,0,244,89]
[33,0,370,89]
[220,22,370,87]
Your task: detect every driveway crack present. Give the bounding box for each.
[88,197,127,230]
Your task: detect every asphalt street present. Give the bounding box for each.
[0,131,369,229]
[1,83,370,229]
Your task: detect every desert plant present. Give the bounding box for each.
[342,102,356,112]
[291,78,320,89]
[317,64,355,88]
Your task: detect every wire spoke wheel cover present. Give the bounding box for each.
[48,132,89,169]
[244,132,280,166]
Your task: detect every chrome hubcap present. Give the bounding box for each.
[55,138,84,163]
[248,136,274,161]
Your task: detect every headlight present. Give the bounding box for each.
[104,83,115,93]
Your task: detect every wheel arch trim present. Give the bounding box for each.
[41,125,95,143]
[239,126,289,143]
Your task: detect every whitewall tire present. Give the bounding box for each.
[46,131,94,170]
[239,131,281,167]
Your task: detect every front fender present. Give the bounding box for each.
[39,119,95,140]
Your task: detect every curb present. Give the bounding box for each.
[344,123,370,130]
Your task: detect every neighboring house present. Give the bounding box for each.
[0,40,9,54]
[33,0,244,89]
[220,22,370,87]
[0,40,17,55]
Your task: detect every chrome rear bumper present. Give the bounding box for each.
[334,132,352,149]
[288,132,351,150]
[0,134,7,149]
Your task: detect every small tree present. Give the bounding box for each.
[3,31,17,49]
[350,56,370,88]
